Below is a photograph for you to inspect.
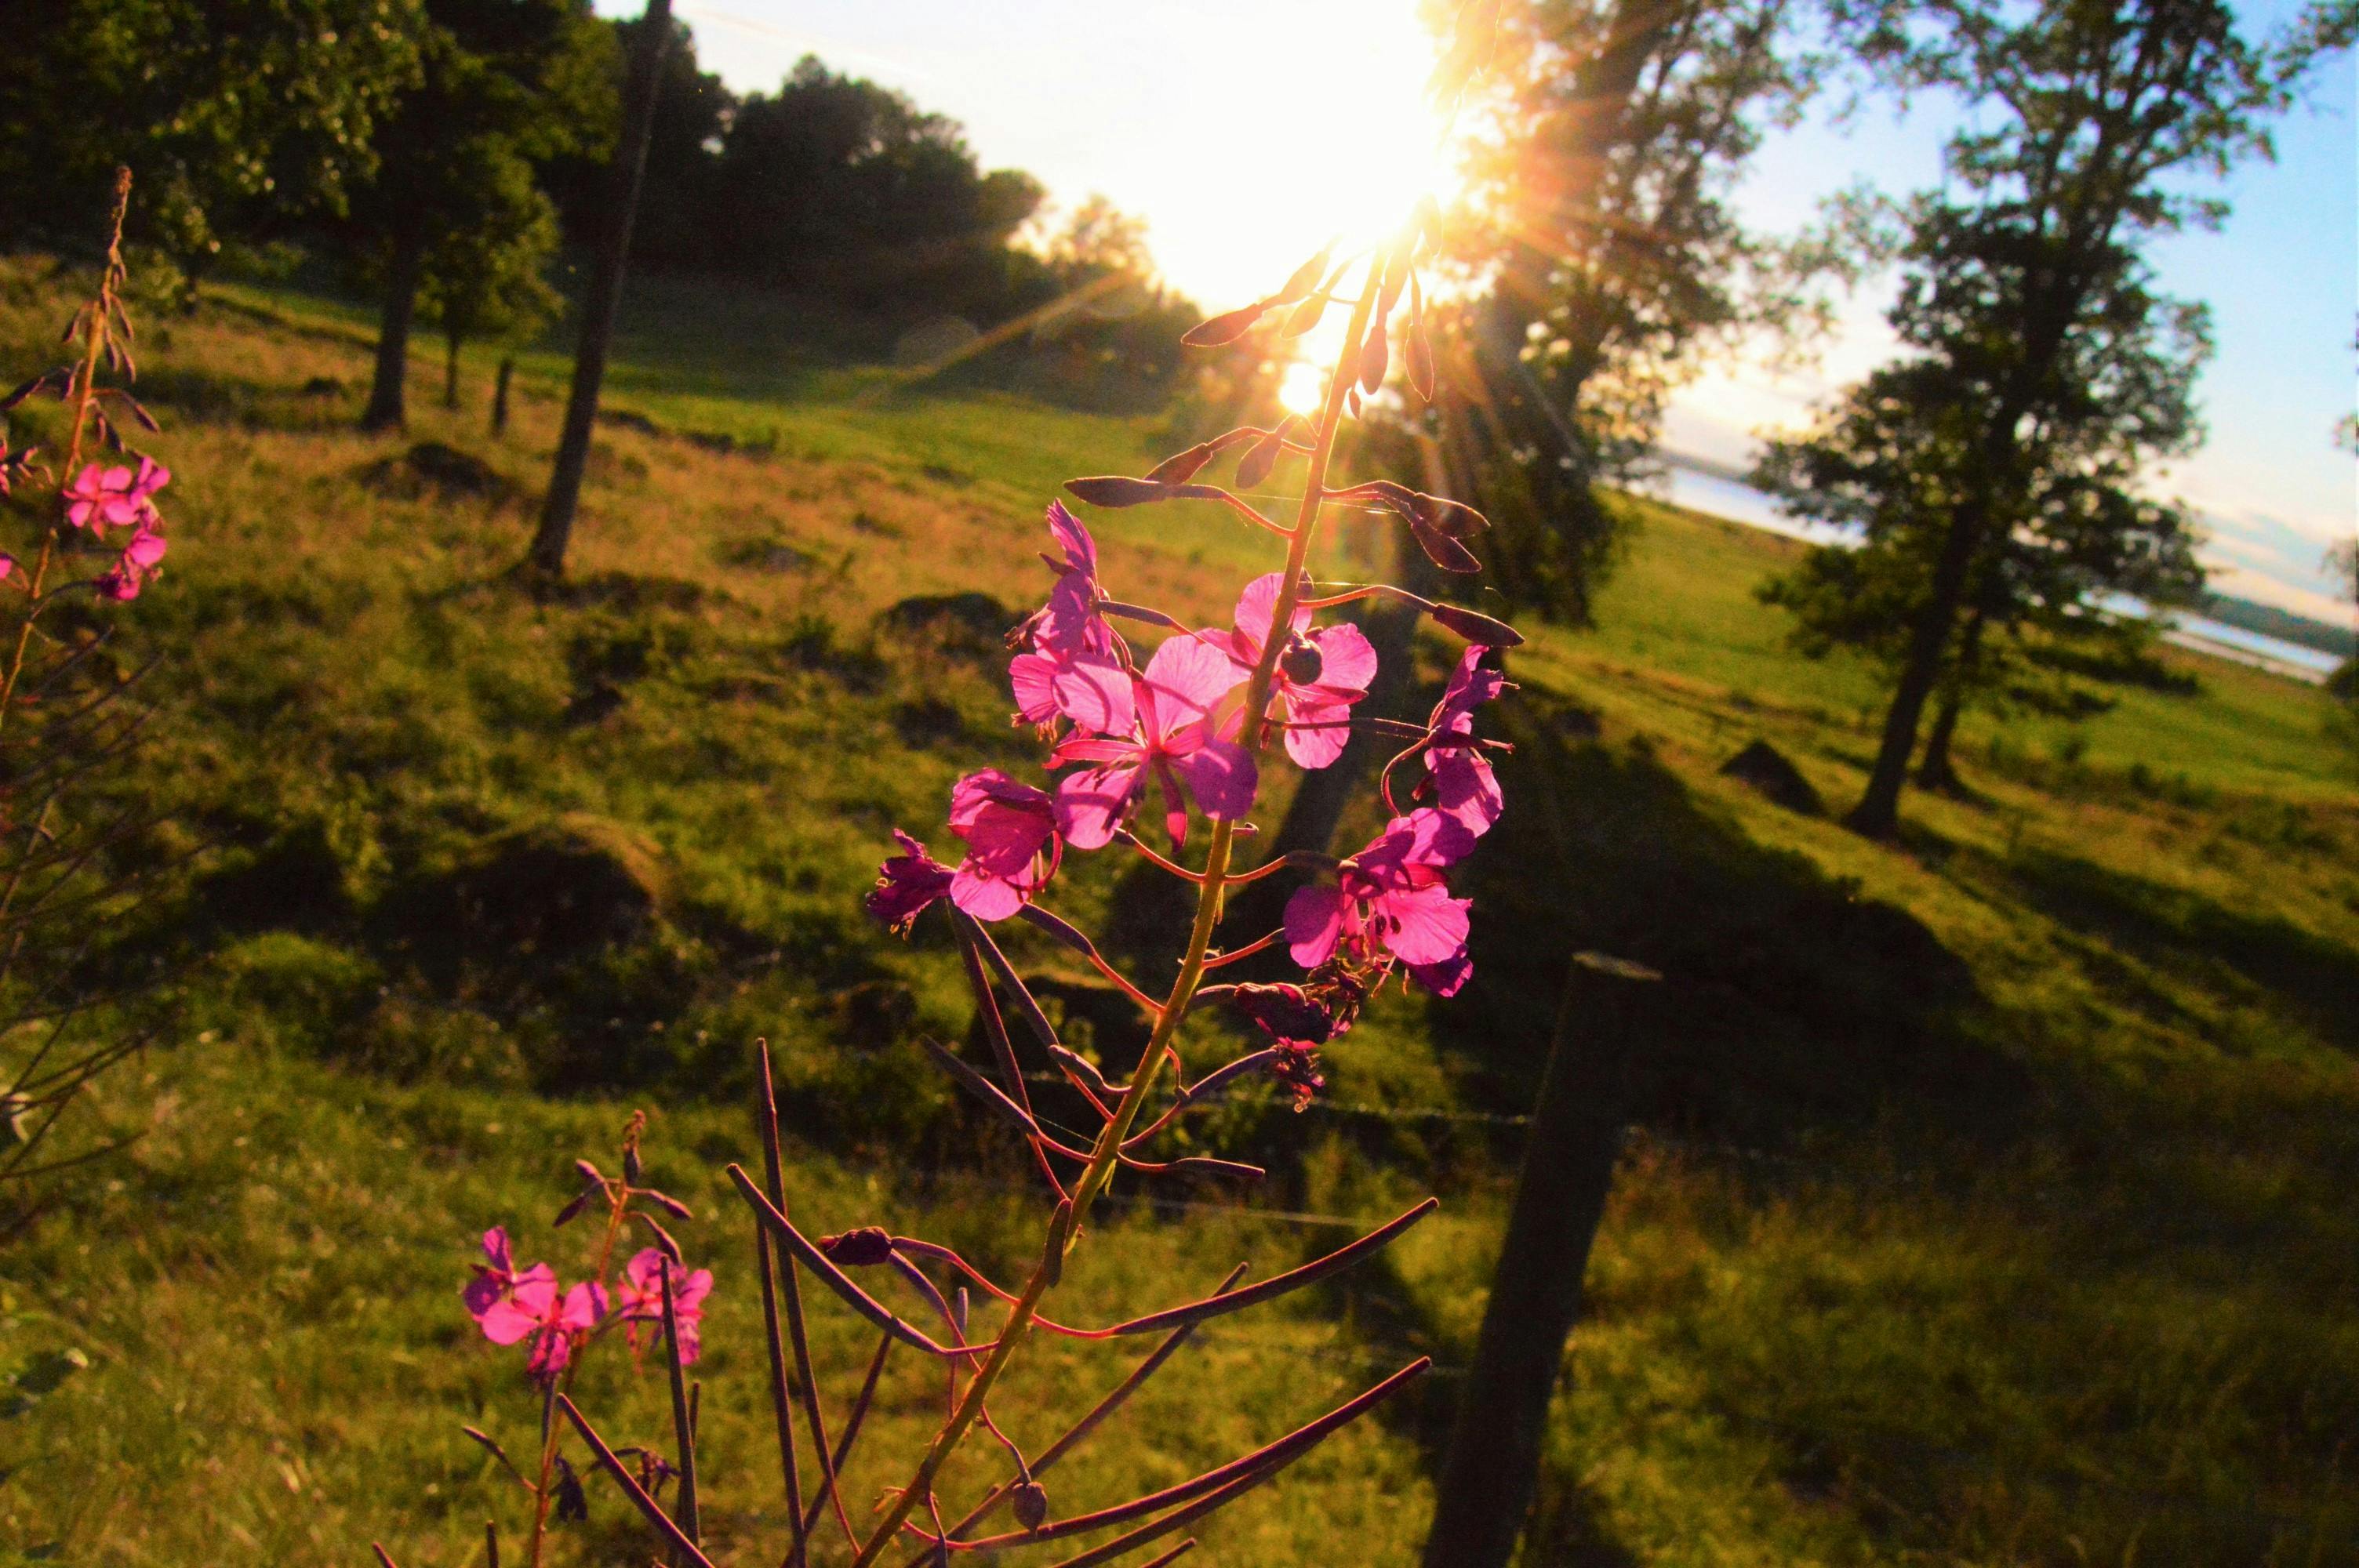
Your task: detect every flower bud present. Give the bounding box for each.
[638,1188,696,1221]
[1180,301,1267,347]
[1012,1479,1050,1530]
[622,1145,642,1185]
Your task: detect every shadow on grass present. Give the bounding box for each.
[1444,681,2023,1151]
[2006,848,2359,1055]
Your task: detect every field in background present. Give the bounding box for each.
[2,258,2355,1566]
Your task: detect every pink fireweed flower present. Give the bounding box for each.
[946,769,1061,920]
[1052,634,1256,849]
[615,1248,714,1366]
[866,829,954,933]
[95,525,166,602]
[1285,809,1477,996]
[1204,573,1379,770]
[1396,646,1507,839]
[462,1226,555,1323]
[64,457,167,532]
[1010,503,1132,735]
[477,1271,607,1385]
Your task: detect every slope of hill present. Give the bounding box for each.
[2,260,2354,1566]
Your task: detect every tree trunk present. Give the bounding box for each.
[362,224,427,433]
[1917,608,1984,792]
[1846,492,1987,836]
[492,355,515,437]
[529,0,674,575]
[443,331,463,410]
[1419,954,1652,1568]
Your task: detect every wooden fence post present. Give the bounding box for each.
[1420,951,1656,1568]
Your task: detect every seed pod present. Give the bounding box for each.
[638,1188,695,1221]
[631,1210,683,1265]
[1358,314,1388,394]
[1144,442,1216,485]
[1180,301,1267,347]
[1012,1479,1050,1531]
[1234,418,1301,491]
[1063,475,1224,509]
[1405,278,1436,402]
[1424,601,1522,647]
[1270,243,1334,307]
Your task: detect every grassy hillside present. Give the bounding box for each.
[2,256,2355,1566]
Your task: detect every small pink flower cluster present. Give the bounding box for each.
[61,457,171,601]
[460,1136,714,1389]
[867,497,1510,1082]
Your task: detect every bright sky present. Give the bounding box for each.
[599,0,2358,626]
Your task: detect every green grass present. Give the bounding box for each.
[2,255,2356,1566]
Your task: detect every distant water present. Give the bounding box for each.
[1655,467,2343,685]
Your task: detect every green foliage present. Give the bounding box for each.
[1434,0,1829,623]
[1756,0,2348,826]
[0,0,427,275]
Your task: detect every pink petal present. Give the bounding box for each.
[1376,884,1470,968]
[1430,750,1503,837]
[1408,949,1473,998]
[1054,761,1142,850]
[1230,572,1309,654]
[1045,499,1096,578]
[1284,884,1346,968]
[482,1227,514,1272]
[1309,622,1378,694]
[1010,653,1060,725]
[1281,698,1354,770]
[1176,738,1258,821]
[675,1269,714,1313]
[558,1280,609,1331]
[1051,652,1136,735]
[1142,633,1245,724]
[951,863,1026,921]
[478,1299,540,1345]
[461,1272,508,1318]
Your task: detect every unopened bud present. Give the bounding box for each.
[1012,1479,1049,1531]
[1278,641,1324,685]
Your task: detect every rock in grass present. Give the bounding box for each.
[1719,739,1824,816]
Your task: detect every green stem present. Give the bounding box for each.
[848,263,1384,1568]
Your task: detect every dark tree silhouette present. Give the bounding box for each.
[528,0,672,575]
[356,0,615,432]
[1789,0,2354,837]
[0,0,423,287]
[1432,0,1830,623]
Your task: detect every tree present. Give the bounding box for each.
[543,13,736,270]
[709,56,1044,311]
[417,151,563,409]
[0,0,424,284]
[1772,0,2354,837]
[1431,0,1829,622]
[354,0,616,432]
[1757,338,2208,792]
[528,0,674,575]
[2328,537,2359,710]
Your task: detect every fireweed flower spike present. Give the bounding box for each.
[529,16,1518,1559]
[1205,572,1379,769]
[1051,633,1256,849]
